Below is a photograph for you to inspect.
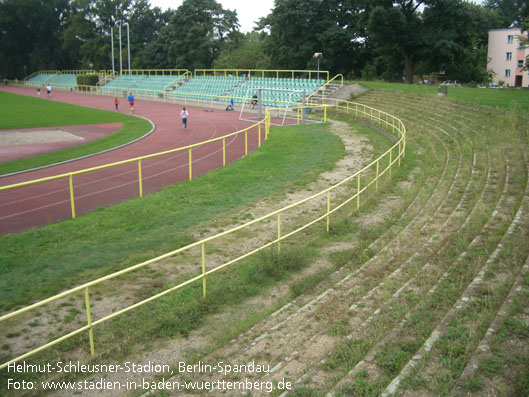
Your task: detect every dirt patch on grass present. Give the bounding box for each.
[0,129,84,145]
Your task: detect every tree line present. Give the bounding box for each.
[0,0,527,84]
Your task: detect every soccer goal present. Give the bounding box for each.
[239,87,306,126]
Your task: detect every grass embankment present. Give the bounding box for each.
[312,88,529,396]
[0,91,152,175]
[353,81,529,113]
[0,123,345,312]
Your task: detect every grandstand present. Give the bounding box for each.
[48,74,78,88]
[167,75,246,101]
[100,74,184,95]
[166,75,325,107]
[21,70,328,107]
[26,72,57,85]
[25,71,95,89]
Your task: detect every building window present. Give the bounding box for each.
[505,69,511,77]
[519,60,524,68]
[507,35,513,44]
[506,52,512,61]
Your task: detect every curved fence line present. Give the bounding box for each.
[0,99,405,370]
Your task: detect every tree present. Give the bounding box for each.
[0,0,70,78]
[151,0,240,69]
[213,32,272,70]
[367,0,427,83]
[259,0,365,76]
[484,0,525,27]
[421,0,496,83]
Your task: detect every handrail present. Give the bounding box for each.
[194,69,330,82]
[0,98,405,370]
[307,74,344,103]
[121,69,189,76]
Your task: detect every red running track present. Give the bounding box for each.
[0,86,263,236]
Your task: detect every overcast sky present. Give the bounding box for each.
[149,0,275,33]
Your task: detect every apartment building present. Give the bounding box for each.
[487,28,529,87]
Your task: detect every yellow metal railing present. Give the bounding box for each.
[307,74,344,103]
[194,69,330,82]
[120,69,189,76]
[0,99,405,370]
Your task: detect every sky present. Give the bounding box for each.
[149,0,275,33]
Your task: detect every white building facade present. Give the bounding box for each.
[487,28,529,87]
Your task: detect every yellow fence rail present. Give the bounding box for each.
[194,68,330,82]
[307,73,344,103]
[119,69,190,76]
[0,98,404,371]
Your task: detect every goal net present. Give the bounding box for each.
[239,87,305,126]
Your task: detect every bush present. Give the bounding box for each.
[77,74,99,87]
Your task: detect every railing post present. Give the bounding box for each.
[84,287,95,357]
[357,174,361,210]
[245,131,248,156]
[398,141,401,167]
[138,159,143,197]
[258,124,262,147]
[326,191,330,232]
[223,138,226,166]
[277,213,281,254]
[69,174,76,219]
[202,243,207,298]
[389,149,393,179]
[376,160,380,192]
[324,106,327,123]
[189,148,193,181]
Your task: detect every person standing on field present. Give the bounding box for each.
[127,93,135,113]
[46,84,52,99]
[114,97,119,112]
[180,107,189,129]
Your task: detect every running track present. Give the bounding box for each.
[0,86,263,236]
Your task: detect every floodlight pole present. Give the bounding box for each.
[117,21,123,75]
[124,22,130,75]
[110,26,115,75]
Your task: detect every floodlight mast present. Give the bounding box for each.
[124,22,130,74]
[117,20,122,75]
[110,26,115,75]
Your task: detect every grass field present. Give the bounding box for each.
[0,91,152,175]
[353,81,529,113]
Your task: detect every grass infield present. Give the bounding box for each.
[0,91,152,175]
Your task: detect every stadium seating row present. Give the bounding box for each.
[26,73,80,88]
[25,72,325,107]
